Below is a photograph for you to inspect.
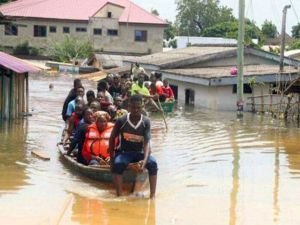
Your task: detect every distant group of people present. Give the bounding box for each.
[59,66,175,198]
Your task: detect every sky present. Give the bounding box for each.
[133,0,300,34]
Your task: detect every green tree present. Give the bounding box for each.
[150,8,159,16]
[288,39,300,50]
[291,23,300,38]
[0,0,10,4]
[202,19,264,46]
[164,20,177,41]
[175,0,235,36]
[261,20,278,38]
[49,37,93,62]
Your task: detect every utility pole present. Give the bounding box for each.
[279,5,291,72]
[237,0,245,116]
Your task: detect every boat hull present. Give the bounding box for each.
[58,145,147,183]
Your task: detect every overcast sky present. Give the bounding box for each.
[133,0,300,34]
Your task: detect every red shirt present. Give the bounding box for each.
[162,86,174,98]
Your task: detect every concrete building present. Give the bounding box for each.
[124,46,300,111]
[0,0,166,55]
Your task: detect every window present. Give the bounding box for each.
[107,12,112,18]
[135,30,147,42]
[93,28,102,35]
[63,27,70,33]
[76,27,87,32]
[232,84,252,94]
[49,26,56,33]
[34,25,47,37]
[107,29,118,36]
[5,24,18,36]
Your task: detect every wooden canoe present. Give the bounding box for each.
[57,143,148,183]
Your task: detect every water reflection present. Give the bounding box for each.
[1,75,300,224]
[0,119,29,192]
[69,194,156,225]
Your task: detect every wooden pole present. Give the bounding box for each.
[237,0,245,115]
[25,73,29,114]
[279,5,291,72]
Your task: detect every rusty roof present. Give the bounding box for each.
[0,52,40,74]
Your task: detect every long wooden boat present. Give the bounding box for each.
[57,136,148,183]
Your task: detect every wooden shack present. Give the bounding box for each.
[0,52,40,120]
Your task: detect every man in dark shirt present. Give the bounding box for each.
[61,79,82,121]
[108,74,122,98]
[109,95,158,198]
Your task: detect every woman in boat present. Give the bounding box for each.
[81,111,113,166]
[66,107,94,164]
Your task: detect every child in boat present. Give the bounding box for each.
[82,111,113,166]
[109,95,158,198]
[162,79,174,102]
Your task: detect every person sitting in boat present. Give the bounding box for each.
[162,79,175,102]
[131,62,146,81]
[150,72,165,102]
[131,73,161,112]
[86,90,96,107]
[66,107,95,164]
[107,96,128,122]
[97,80,113,104]
[61,78,82,121]
[108,74,123,98]
[90,100,101,113]
[65,86,85,120]
[109,95,158,198]
[97,91,112,112]
[82,111,114,166]
[62,103,84,146]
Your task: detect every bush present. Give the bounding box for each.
[13,41,30,55]
[49,36,94,62]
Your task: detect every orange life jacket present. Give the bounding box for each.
[82,123,114,163]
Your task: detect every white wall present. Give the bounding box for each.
[166,79,284,111]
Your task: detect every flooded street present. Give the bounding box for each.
[1,74,300,225]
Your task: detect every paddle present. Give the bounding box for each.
[157,99,168,130]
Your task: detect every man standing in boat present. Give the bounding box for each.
[109,94,158,198]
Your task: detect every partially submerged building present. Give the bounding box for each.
[0,0,167,55]
[124,46,300,111]
[0,52,39,120]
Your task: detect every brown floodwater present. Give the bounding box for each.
[1,74,300,225]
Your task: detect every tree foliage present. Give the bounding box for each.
[0,0,10,4]
[150,8,159,16]
[49,37,93,63]
[164,20,177,41]
[175,0,235,36]
[261,20,278,39]
[291,23,300,39]
[288,39,300,50]
[202,19,264,46]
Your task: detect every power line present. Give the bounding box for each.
[289,0,300,24]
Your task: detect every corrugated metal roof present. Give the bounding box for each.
[0,0,166,25]
[124,46,237,68]
[162,65,299,79]
[0,52,40,73]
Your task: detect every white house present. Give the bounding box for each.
[124,46,300,111]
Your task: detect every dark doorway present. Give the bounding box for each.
[170,84,178,100]
[185,89,195,105]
